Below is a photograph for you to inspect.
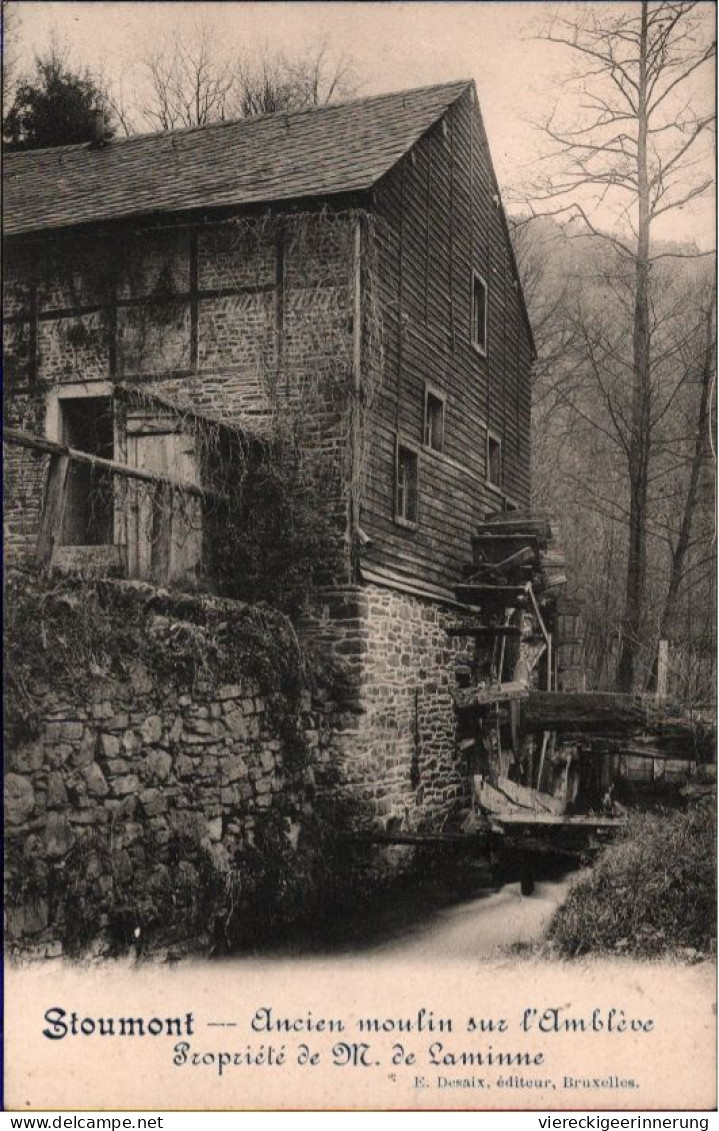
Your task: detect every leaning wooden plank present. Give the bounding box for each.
[35,453,70,571]
[494,545,537,572]
[150,481,173,584]
[475,778,519,814]
[467,546,537,581]
[496,776,568,816]
[466,564,535,585]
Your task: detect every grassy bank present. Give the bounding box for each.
[548,800,716,958]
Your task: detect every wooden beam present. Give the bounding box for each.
[493,812,625,830]
[28,283,38,383]
[108,283,118,378]
[523,691,657,733]
[4,427,226,501]
[189,230,199,371]
[591,740,701,762]
[479,515,556,540]
[454,582,529,604]
[520,691,714,759]
[342,830,492,847]
[35,453,70,571]
[473,532,542,543]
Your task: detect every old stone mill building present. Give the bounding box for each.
[4,81,580,952]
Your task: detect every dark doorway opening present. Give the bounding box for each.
[60,397,114,545]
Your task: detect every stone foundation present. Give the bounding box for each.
[5,577,473,958]
[4,662,326,957]
[309,582,471,831]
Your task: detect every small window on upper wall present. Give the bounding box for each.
[424,388,445,453]
[472,272,488,355]
[396,442,419,526]
[487,431,502,489]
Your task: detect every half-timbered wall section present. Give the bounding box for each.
[361,84,533,594]
[3,212,357,584]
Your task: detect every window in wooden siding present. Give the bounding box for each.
[395,441,419,526]
[424,387,445,453]
[472,271,488,355]
[60,397,115,545]
[486,431,502,489]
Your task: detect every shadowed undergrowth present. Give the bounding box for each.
[548,801,716,958]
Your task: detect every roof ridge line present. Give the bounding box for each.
[3,78,474,158]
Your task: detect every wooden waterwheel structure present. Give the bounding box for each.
[448,510,713,892]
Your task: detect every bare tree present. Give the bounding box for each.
[525,1,715,691]
[232,40,356,118]
[513,204,716,697]
[102,62,137,138]
[130,24,357,133]
[510,216,583,392]
[137,21,234,130]
[2,0,21,110]
[651,286,716,677]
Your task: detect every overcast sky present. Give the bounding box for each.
[10,1,716,247]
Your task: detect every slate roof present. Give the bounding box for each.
[3,80,472,237]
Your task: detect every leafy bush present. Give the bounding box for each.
[206,428,341,617]
[549,801,716,957]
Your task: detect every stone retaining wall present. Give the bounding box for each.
[5,659,325,958]
[6,578,473,958]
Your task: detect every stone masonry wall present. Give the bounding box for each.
[307,582,471,832]
[6,575,476,957]
[4,659,329,959]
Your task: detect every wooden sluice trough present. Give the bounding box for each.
[347,805,626,897]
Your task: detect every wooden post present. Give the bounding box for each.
[150,481,173,584]
[189,230,199,372]
[656,639,668,703]
[536,731,549,792]
[35,453,70,571]
[520,849,535,896]
[28,284,39,383]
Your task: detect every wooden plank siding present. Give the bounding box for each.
[360,86,533,591]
